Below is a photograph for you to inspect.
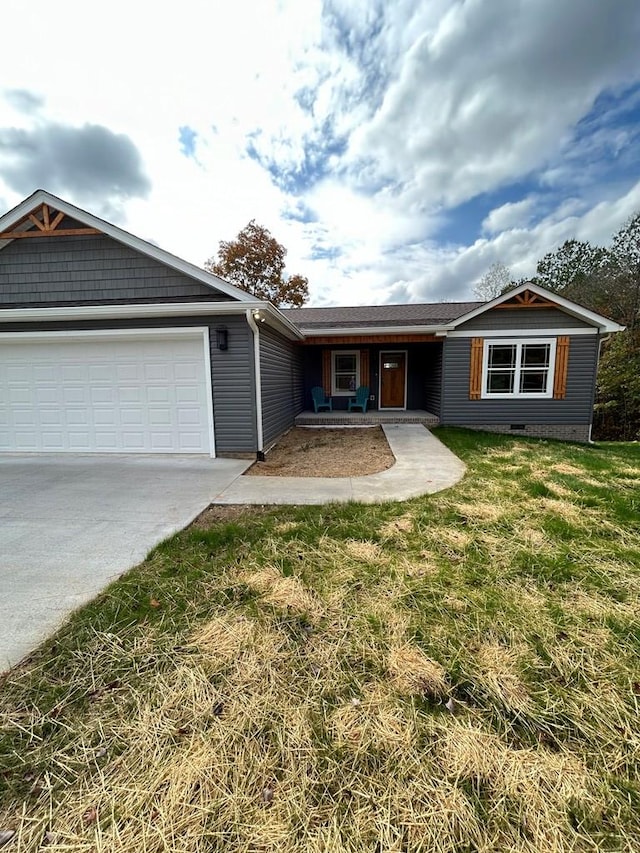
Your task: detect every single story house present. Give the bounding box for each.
[0,190,624,457]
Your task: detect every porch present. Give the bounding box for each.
[295,409,439,426]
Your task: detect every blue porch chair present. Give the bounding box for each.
[311,386,332,413]
[348,386,369,413]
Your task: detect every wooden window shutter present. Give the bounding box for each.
[360,350,370,389]
[322,349,332,396]
[553,336,569,399]
[469,338,483,399]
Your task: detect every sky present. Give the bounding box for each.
[1,0,640,306]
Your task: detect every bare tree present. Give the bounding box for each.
[474,262,512,300]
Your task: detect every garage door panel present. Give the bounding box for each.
[66,409,89,425]
[0,333,212,454]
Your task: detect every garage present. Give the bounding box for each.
[0,329,215,455]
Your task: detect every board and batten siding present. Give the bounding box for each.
[259,325,304,449]
[440,335,600,425]
[0,314,258,454]
[0,230,229,306]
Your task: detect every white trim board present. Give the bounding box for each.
[299,325,451,336]
[446,327,598,338]
[0,300,303,341]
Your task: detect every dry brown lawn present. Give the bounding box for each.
[1,430,639,852]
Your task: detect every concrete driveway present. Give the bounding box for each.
[0,454,250,671]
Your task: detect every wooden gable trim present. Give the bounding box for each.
[553,336,570,399]
[0,203,101,239]
[469,338,483,399]
[494,288,557,309]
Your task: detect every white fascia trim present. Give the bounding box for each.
[449,281,625,333]
[300,324,451,336]
[0,189,254,303]
[0,300,262,323]
[0,298,304,341]
[447,327,598,338]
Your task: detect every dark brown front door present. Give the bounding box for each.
[380,351,406,408]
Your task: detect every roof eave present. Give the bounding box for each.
[295,324,454,336]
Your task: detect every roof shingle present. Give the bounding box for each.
[281,301,483,330]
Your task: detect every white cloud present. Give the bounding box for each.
[348,0,640,207]
[482,198,537,235]
[0,0,639,307]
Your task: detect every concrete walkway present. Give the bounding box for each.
[213,424,465,505]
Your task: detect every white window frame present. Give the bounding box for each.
[331,350,360,396]
[482,337,557,399]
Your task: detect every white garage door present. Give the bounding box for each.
[0,330,213,454]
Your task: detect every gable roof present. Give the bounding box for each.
[282,301,482,331]
[0,189,253,303]
[448,281,625,333]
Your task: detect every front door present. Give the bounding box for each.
[380,351,406,408]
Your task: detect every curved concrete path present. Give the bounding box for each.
[213,424,465,505]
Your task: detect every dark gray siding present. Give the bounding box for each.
[259,325,304,449]
[0,233,231,306]
[424,344,442,416]
[210,315,257,453]
[455,307,591,331]
[0,313,257,453]
[441,335,600,425]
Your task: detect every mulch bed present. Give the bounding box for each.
[245,426,395,478]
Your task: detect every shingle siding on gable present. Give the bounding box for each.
[440,335,600,425]
[454,306,592,331]
[260,324,304,449]
[0,233,229,306]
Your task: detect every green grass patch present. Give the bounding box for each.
[1,429,639,851]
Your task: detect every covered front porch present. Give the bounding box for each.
[295,409,439,426]
[299,337,444,420]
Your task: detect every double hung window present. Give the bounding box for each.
[483,339,555,398]
[332,351,360,395]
